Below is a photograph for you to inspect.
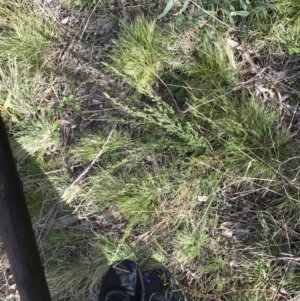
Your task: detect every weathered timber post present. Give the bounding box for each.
[0,116,51,301]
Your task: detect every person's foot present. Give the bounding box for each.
[98,260,144,301]
[144,270,186,301]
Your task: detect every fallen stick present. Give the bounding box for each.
[61,123,116,200]
[35,123,117,239]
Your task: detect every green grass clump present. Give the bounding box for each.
[0,60,55,121]
[184,37,237,91]
[190,94,294,179]
[0,0,59,67]
[84,169,160,225]
[0,60,60,161]
[175,227,209,264]
[11,119,59,161]
[111,18,170,93]
[69,132,177,224]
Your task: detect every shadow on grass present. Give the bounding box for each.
[2,132,163,300]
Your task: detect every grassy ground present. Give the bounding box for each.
[1,0,300,300]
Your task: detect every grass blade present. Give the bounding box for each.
[158,0,180,19]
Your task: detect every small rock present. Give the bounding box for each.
[229,260,241,268]
[197,196,208,203]
[91,99,102,105]
[95,50,103,61]
[61,16,70,25]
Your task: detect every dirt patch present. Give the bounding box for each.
[0,256,19,301]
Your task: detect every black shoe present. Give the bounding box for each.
[98,260,144,301]
[144,270,186,301]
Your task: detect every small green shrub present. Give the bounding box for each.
[158,0,277,45]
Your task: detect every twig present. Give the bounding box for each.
[61,123,116,200]
[148,67,182,114]
[35,124,116,240]
[190,0,230,28]
[269,256,300,262]
[0,105,12,117]
[73,0,101,52]
[241,41,258,73]
[26,148,143,179]
[23,168,66,178]
[193,197,214,233]
[110,148,143,157]
[59,0,100,68]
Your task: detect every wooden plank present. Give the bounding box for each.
[0,116,51,301]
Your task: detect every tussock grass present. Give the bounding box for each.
[111,18,169,93]
[0,0,59,67]
[0,60,56,121]
[11,120,59,162]
[0,61,60,162]
[191,95,295,180]
[175,227,209,264]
